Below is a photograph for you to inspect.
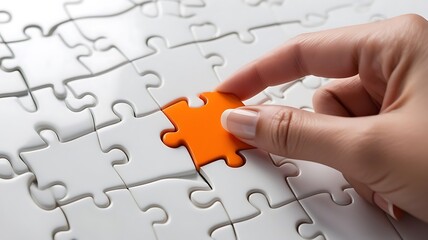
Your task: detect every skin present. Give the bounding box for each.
[217,14,428,223]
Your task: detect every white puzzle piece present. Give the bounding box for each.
[298,189,400,240]
[270,0,355,26]
[20,130,127,207]
[234,193,310,240]
[55,189,166,240]
[243,91,271,106]
[265,77,330,109]
[132,37,221,108]
[97,103,196,187]
[1,27,91,98]
[186,0,278,42]
[64,0,136,19]
[67,63,159,128]
[273,157,352,205]
[0,66,28,98]
[73,3,196,61]
[0,0,73,42]
[0,87,94,173]
[274,1,382,40]
[196,25,296,105]
[0,39,28,97]
[31,87,95,141]
[129,175,232,240]
[196,25,288,81]
[191,149,298,222]
[55,21,127,74]
[0,173,68,240]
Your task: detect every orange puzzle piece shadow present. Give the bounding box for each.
[161,92,254,170]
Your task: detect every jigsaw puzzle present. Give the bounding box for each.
[1,0,428,239]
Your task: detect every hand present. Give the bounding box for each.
[217,14,428,223]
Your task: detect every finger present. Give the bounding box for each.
[216,19,388,100]
[313,76,381,117]
[221,105,376,175]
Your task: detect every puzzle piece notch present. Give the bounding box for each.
[1,27,91,98]
[64,0,136,19]
[162,92,254,170]
[191,149,298,222]
[143,0,202,18]
[0,173,68,239]
[0,39,28,97]
[0,0,74,42]
[196,25,288,81]
[134,36,222,108]
[20,130,127,208]
[185,0,279,42]
[129,174,232,240]
[0,158,14,179]
[265,77,330,109]
[0,87,94,173]
[273,156,352,205]
[67,63,160,128]
[97,103,196,187]
[0,11,11,23]
[55,189,166,240]
[233,193,311,240]
[74,4,197,61]
[54,21,128,74]
[298,189,401,240]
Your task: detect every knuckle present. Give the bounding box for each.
[399,14,428,30]
[267,108,295,155]
[313,87,334,110]
[288,36,309,76]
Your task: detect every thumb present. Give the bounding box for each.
[221,105,372,172]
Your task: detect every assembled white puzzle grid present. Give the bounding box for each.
[1,0,428,239]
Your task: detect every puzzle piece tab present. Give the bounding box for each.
[0,87,94,173]
[298,189,400,240]
[56,189,166,240]
[20,130,127,207]
[1,27,91,98]
[191,149,298,222]
[0,0,72,42]
[234,193,310,240]
[97,103,196,187]
[74,4,196,61]
[0,173,68,239]
[129,174,231,240]
[132,37,221,108]
[161,92,254,170]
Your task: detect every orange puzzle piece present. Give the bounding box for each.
[161,92,254,170]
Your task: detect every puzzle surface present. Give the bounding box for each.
[1,1,428,239]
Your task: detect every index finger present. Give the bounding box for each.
[216,20,382,100]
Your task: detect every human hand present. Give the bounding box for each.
[217,14,428,223]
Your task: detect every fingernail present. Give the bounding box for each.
[373,193,404,220]
[221,109,259,140]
